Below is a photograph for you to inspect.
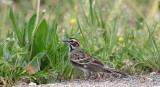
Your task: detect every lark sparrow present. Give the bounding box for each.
[63,37,128,79]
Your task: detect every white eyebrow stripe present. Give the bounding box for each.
[70,38,79,43]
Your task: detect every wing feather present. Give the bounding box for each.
[70,51,105,72]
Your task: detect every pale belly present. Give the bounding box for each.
[70,61,90,74]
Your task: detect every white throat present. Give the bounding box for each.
[69,44,77,52]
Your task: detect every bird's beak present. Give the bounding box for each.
[63,38,70,43]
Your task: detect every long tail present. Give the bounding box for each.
[104,68,129,76]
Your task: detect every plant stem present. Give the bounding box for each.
[29,0,40,60]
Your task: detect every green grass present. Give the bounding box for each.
[0,0,160,86]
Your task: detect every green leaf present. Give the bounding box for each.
[34,19,48,45]
[33,19,49,54]
[9,7,22,45]
[28,14,37,42]
[89,0,94,25]
[29,51,46,72]
[46,19,58,50]
[35,19,48,42]
[3,42,11,61]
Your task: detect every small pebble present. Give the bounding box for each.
[29,82,37,86]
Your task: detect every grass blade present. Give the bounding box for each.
[9,7,22,45]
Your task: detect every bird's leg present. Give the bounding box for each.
[83,71,91,80]
[95,72,102,79]
[97,73,101,79]
[86,72,91,80]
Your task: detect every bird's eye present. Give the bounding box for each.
[73,42,78,47]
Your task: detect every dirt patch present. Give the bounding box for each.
[14,74,160,87]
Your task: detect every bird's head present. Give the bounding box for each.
[63,37,80,52]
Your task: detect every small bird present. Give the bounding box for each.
[63,37,128,79]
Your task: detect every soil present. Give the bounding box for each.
[14,74,160,87]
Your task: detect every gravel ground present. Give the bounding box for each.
[15,74,160,87]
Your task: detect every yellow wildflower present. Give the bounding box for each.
[119,37,124,42]
[70,19,76,24]
[80,45,83,48]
